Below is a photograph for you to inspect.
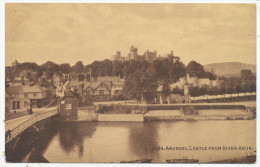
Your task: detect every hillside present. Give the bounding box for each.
[204,62,256,78]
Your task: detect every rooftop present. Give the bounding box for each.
[6,85,46,94]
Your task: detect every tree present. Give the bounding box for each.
[249,83,256,94]
[242,82,249,95]
[171,62,186,82]
[240,69,252,82]
[112,61,123,76]
[186,61,204,78]
[123,68,157,103]
[208,86,219,98]
[200,84,209,98]
[40,61,59,78]
[72,61,85,73]
[235,83,242,96]
[171,87,184,96]
[17,62,39,71]
[152,59,170,80]
[102,59,113,76]
[189,86,200,99]
[161,81,171,98]
[226,81,235,97]
[204,71,217,80]
[59,63,71,74]
[220,81,227,98]
[123,70,142,101]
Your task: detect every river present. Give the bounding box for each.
[41,119,255,163]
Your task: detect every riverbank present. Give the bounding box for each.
[75,103,255,122]
[144,109,255,121]
[76,109,255,122]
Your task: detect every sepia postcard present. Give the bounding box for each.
[2,2,258,166]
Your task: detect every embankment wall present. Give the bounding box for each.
[98,114,144,122]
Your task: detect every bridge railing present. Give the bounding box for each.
[6,107,59,144]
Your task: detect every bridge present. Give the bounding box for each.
[5,106,59,144]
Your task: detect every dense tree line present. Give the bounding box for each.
[6,60,85,79]
[8,59,213,80]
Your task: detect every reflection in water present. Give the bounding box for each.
[58,122,98,157]
[127,122,160,161]
[42,120,256,163]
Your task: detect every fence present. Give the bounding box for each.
[190,92,256,101]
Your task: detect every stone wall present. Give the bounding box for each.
[98,114,144,122]
[77,109,98,121]
[146,104,245,111]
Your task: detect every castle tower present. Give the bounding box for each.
[129,45,138,60]
[112,51,121,61]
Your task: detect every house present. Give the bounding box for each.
[38,74,48,84]
[94,75,122,82]
[170,74,219,89]
[58,90,79,121]
[56,81,71,97]
[12,69,37,83]
[6,84,48,113]
[111,81,124,95]
[53,72,70,87]
[69,72,86,82]
[156,83,189,104]
[56,81,79,121]
[68,74,125,102]
[83,81,112,102]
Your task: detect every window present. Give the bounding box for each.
[12,101,20,109]
[66,103,72,109]
[16,101,20,109]
[99,90,104,95]
[33,93,37,98]
[24,93,28,98]
[12,101,16,110]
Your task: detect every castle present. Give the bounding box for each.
[112,45,180,63]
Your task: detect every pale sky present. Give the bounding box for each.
[5,3,256,66]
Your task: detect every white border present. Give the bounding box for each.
[1,0,259,3]
[0,0,259,167]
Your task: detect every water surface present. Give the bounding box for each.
[42,120,256,163]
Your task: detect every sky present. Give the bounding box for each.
[5,3,256,66]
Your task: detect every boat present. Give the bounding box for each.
[120,159,152,163]
[165,157,199,163]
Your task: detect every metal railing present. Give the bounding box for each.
[5,107,59,144]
